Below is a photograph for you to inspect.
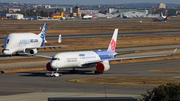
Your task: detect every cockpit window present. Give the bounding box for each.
[52,58,60,60]
[7,39,9,44]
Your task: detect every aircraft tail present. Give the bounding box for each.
[163,15,168,21]
[146,14,150,17]
[61,12,64,17]
[91,11,93,16]
[107,29,118,52]
[161,12,163,17]
[38,23,47,46]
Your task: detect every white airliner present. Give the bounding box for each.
[152,15,168,22]
[0,23,67,56]
[82,12,93,19]
[28,29,177,77]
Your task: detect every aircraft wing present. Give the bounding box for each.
[152,18,159,21]
[115,51,139,57]
[83,48,177,65]
[25,45,69,50]
[109,54,169,62]
[24,53,52,59]
[83,60,103,65]
[0,45,4,48]
[38,45,69,49]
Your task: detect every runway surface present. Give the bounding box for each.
[0,17,180,28]
[1,59,180,101]
[0,29,180,42]
[0,44,180,61]
[1,18,180,100]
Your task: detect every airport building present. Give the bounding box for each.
[95,13,107,17]
[38,6,73,14]
[158,3,166,9]
[0,13,24,19]
[72,4,81,18]
[8,8,21,13]
[108,8,153,18]
[80,10,99,14]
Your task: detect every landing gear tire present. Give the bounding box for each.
[95,70,103,74]
[15,52,19,56]
[45,72,62,77]
[70,70,78,74]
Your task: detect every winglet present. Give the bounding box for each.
[58,35,61,43]
[0,45,4,48]
[169,48,177,55]
[23,49,26,54]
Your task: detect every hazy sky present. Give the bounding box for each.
[1,0,180,5]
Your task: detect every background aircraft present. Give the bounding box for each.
[53,12,64,19]
[28,29,177,77]
[0,23,68,56]
[152,15,168,22]
[82,12,93,19]
[107,16,112,19]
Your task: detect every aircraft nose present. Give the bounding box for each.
[50,61,57,68]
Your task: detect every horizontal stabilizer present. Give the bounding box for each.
[0,45,4,48]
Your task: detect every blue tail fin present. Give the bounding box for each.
[38,23,47,46]
[91,11,93,16]
[38,23,47,38]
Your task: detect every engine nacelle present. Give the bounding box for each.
[46,62,54,71]
[96,60,110,72]
[30,49,38,54]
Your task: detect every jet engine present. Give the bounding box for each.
[96,60,110,72]
[46,62,54,71]
[30,49,38,54]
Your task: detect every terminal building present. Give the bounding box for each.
[108,8,154,18]
[80,10,98,14]
[0,13,24,19]
[158,3,166,9]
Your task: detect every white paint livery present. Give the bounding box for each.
[29,29,177,77]
[82,11,93,19]
[3,33,42,54]
[1,23,67,55]
[50,51,101,69]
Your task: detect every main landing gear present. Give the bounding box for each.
[70,68,78,74]
[15,52,19,56]
[95,70,103,74]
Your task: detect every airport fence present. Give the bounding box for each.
[0,60,50,69]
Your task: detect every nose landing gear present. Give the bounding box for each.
[45,69,62,77]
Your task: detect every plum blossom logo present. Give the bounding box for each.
[110,39,116,50]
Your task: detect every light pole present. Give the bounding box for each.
[143,81,146,94]
[104,83,107,97]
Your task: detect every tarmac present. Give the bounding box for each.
[1,59,180,101]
